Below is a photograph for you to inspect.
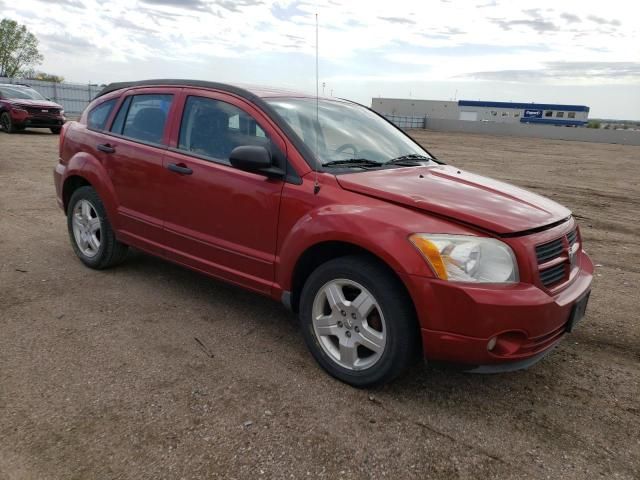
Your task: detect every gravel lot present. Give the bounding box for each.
[1,128,638,479]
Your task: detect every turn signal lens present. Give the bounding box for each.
[408,234,448,280]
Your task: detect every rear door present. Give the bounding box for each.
[101,88,179,250]
[161,89,287,293]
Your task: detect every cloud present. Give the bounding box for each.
[476,1,498,8]
[271,1,307,21]
[378,16,416,25]
[139,0,210,11]
[34,0,85,8]
[586,15,621,26]
[490,8,563,33]
[560,12,581,23]
[491,17,558,32]
[466,62,640,82]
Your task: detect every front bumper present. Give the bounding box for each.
[407,250,593,367]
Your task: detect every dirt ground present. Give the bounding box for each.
[1,128,638,480]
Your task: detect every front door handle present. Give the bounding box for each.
[167,163,193,175]
[97,143,115,154]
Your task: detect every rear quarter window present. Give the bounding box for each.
[87,99,117,131]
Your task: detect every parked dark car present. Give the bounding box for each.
[53,79,593,387]
[0,83,66,134]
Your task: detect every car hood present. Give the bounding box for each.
[6,98,62,109]
[335,165,571,235]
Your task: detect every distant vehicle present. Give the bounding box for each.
[0,84,66,134]
[53,79,593,387]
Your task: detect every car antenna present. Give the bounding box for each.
[313,12,321,195]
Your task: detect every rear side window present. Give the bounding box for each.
[177,96,271,163]
[87,99,117,131]
[111,94,173,145]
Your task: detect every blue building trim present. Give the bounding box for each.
[459,100,589,113]
[519,117,587,126]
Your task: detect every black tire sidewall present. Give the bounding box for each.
[299,256,418,388]
[1,112,14,133]
[66,187,111,268]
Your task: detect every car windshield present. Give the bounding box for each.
[265,97,435,169]
[0,85,46,100]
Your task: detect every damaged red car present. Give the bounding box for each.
[53,79,593,387]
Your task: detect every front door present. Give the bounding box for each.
[161,90,287,293]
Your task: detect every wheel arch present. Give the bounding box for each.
[60,153,119,224]
[62,175,92,212]
[289,240,416,318]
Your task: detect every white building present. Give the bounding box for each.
[372,98,590,126]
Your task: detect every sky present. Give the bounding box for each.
[2,0,639,119]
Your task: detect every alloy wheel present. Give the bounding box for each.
[311,279,387,370]
[71,199,102,257]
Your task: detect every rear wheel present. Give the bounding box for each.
[50,127,61,134]
[299,255,420,387]
[67,186,128,269]
[1,112,16,133]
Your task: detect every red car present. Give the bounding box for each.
[53,79,593,387]
[0,83,66,134]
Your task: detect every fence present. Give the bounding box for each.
[421,118,640,146]
[0,77,102,114]
[384,114,425,129]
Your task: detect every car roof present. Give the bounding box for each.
[96,79,320,101]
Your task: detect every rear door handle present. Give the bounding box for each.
[167,163,193,175]
[97,143,115,154]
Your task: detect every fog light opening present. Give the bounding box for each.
[487,336,497,351]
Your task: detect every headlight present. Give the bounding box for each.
[409,234,519,283]
[60,110,65,116]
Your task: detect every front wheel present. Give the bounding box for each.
[299,255,420,388]
[67,186,128,269]
[1,112,16,133]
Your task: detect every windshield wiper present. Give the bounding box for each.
[384,154,431,166]
[322,158,382,168]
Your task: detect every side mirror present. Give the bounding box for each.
[229,145,284,178]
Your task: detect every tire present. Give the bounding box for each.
[67,186,128,269]
[1,112,16,133]
[299,255,420,388]
[50,127,61,134]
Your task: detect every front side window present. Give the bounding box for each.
[266,98,435,168]
[177,96,272,163]
[111,94,173,144]
[87,99,117,131]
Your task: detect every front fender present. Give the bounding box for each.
[275,202,437,292]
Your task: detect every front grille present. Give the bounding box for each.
[535,238,564,263]
[539,263,566,286]
[536,228,579,288]
[13,104,60,116]
[25,106,60,116]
